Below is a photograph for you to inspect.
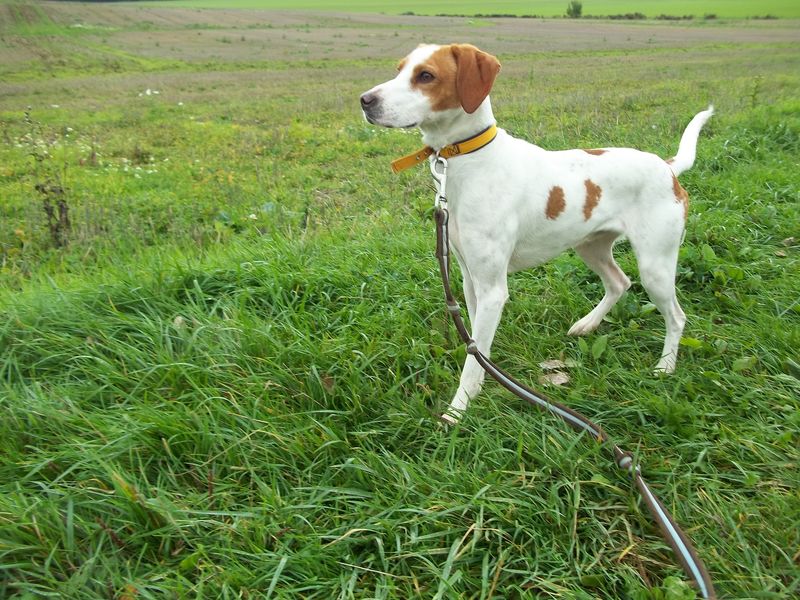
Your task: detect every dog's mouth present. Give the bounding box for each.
[363,110,417,130]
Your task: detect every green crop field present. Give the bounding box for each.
[136,0,800,19]
[1,1,799,598]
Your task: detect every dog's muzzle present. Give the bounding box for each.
[360,91,381,124]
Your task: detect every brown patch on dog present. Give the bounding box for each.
[545,186,565,220]
[665,157,675,165]
[410,46,460,111]
[583,149,607,156]
[410,44,500,114]
[672,174,689,220]
[583,179,602,220]
[396,57,407,72]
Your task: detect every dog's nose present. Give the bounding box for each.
[360,92,378,109]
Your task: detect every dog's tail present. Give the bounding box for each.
[668,105,714,177]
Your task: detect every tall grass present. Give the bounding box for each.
[1,3,799,598]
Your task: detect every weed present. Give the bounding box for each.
[17,108,72,248]
[749,75,764,108]
[34,181,70,247]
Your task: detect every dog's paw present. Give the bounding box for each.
[653,357,677,374]
[568,315,600,337]
[438,410,463,427]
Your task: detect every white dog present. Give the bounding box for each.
[360,43,713,422]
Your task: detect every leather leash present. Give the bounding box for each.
[426,152,717,599]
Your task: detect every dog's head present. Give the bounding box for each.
[360,44,501,130]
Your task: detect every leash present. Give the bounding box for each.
[426,152,717,599]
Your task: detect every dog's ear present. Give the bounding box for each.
[451,44,501,114]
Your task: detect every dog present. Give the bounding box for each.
[360,43,713,422]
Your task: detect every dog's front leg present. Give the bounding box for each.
[460,262,478,325]
[442,277,508,423]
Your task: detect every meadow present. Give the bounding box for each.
[1,1,799,598]
[135,1,800,20]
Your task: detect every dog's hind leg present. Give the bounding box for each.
[627,208,686,373]
[569,231,631,336]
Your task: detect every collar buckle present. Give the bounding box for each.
[430,154,448,208]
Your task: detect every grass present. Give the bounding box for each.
[134,1,800,20]
[1,2,800,599]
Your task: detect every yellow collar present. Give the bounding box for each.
[391,124,498,174]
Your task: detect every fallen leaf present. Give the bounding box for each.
[539,359,567,372]
[119,583,139,600]
[538,371,570,387]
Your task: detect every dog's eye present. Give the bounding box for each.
[417,71,435,84]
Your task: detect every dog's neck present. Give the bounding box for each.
[420,98,496,152]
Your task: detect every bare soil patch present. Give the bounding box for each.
[12,4,800,65]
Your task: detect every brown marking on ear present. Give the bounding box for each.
[583,179,602,220]
[583,149,607,156]
[450,44,501,114]
[672,174,689,220]
[545,186,565,220]
[396,57,408,72]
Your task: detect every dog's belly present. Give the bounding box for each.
[507,225,626,274]
[507,239,570,273]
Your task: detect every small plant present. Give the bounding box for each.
[130,144,152,165]
[750,75,763,108]
[22,108,71,248]
[35,181,70,247]
[566,1,583,18]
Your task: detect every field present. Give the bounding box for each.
[135,1,800,19]
[1,1,799,598]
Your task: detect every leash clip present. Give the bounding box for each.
[430,154,448,208]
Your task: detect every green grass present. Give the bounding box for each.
[136,0,800,19]
[1,2,799,598]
